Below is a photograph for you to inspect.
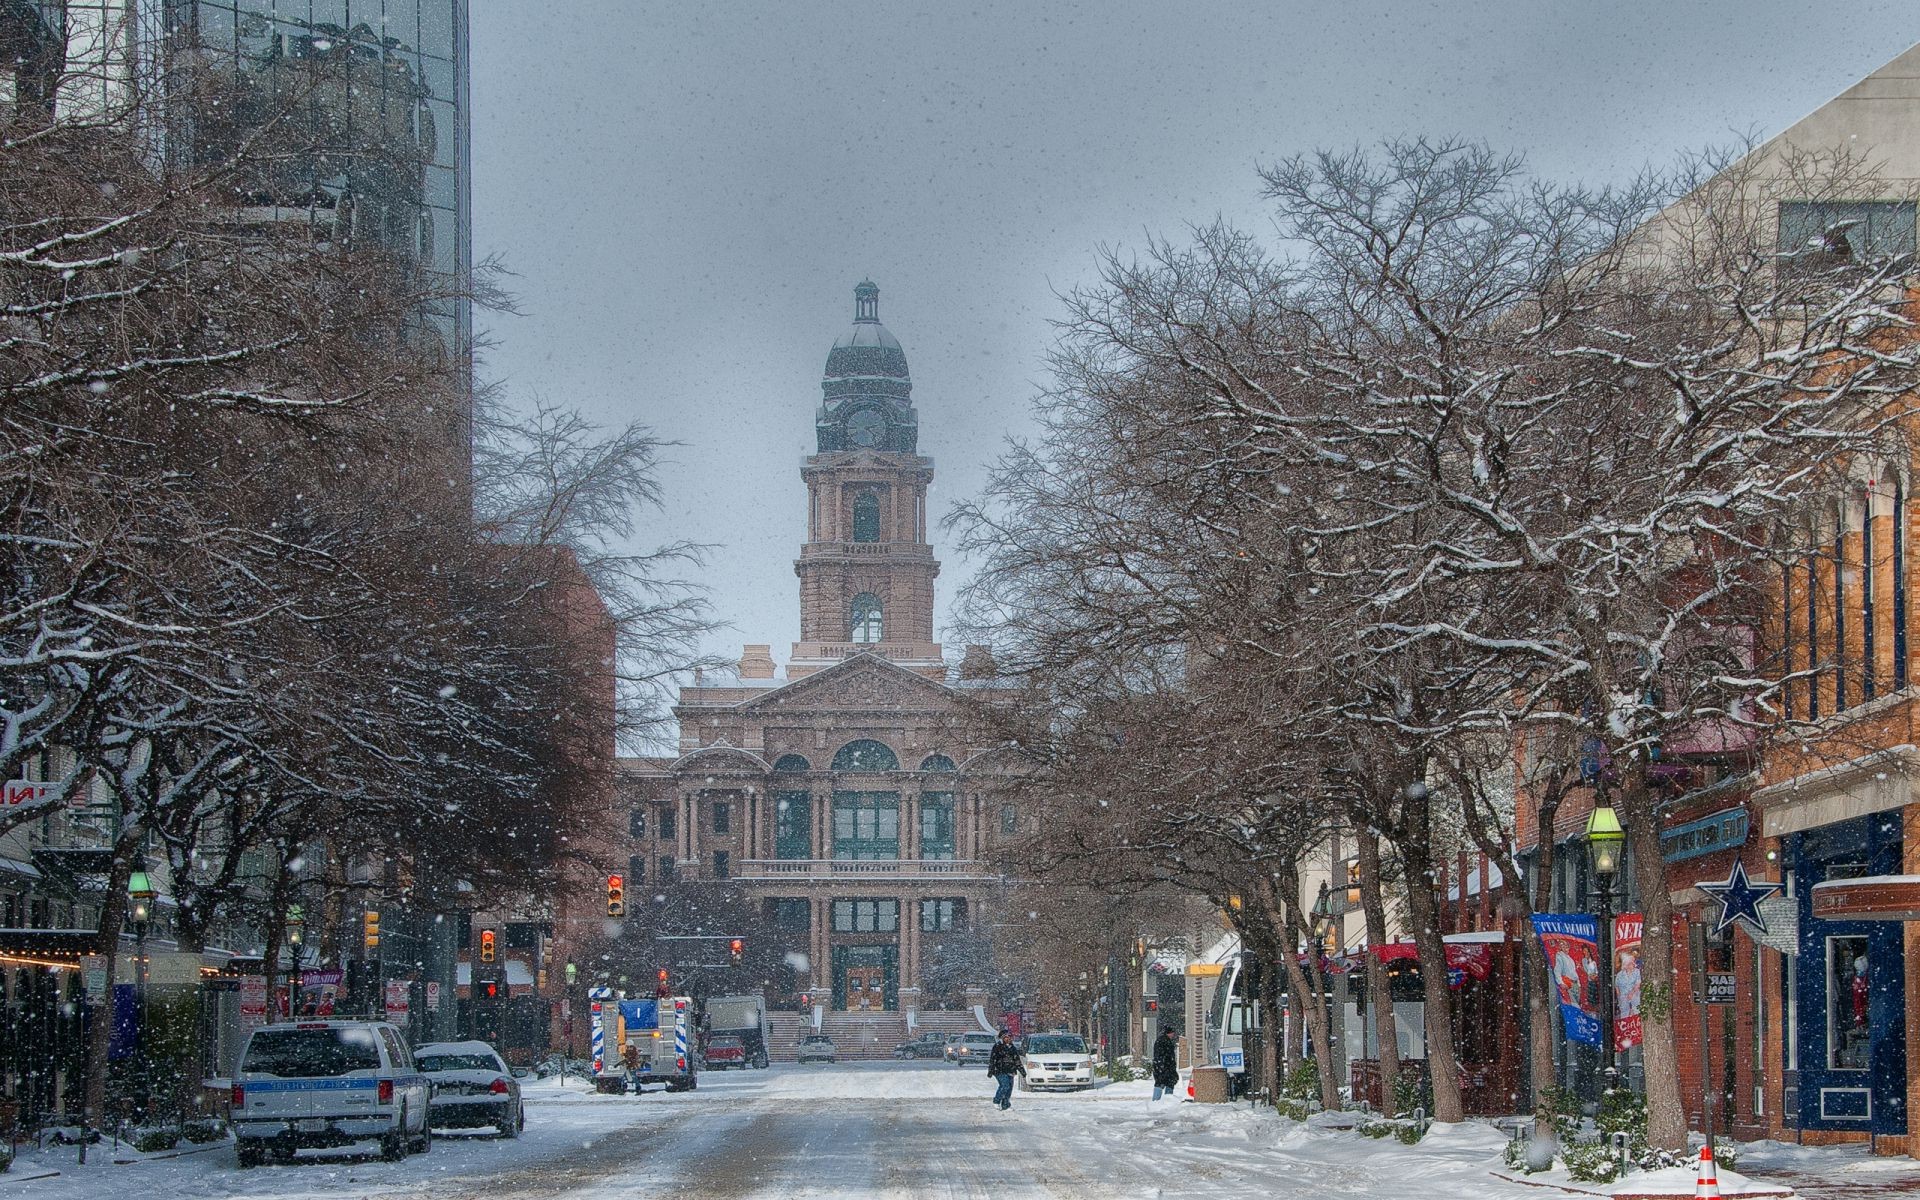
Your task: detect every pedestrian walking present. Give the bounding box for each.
[986,1028,1025,1110]
[1151,1027,1181,1101]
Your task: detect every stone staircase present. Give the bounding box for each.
[766,1008,990,1062]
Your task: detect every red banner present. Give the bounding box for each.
[1613,913,1643,1050]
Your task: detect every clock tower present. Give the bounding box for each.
[789,281,944,679]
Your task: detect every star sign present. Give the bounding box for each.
[1696,860,1784,937]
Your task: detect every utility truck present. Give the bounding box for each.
[702,992,771,1069]
[589,990,698,1094]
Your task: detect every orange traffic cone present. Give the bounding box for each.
[1186,1078,1195,1100]
[1695,1145,1722,1200]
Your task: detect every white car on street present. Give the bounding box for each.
[947,1031,996,1065]
[415,1040,525,1137]
[230,1020,431,1166]
[1019,1033,1095,1091]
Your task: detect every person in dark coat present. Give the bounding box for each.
[986,1028,1026,1110]
[1151,1027,1182,1101]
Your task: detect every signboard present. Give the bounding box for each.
[2,779,55,807]
[1706,972,1737,1006]
[1531,913,1602,1046]
[82,954,109,998]
[1613,913,1644,1051]
[425,981,441,1011]
[1188,963,1226,978]
[384,980,410,1020]
[146,951,202,988]
[1220,1048,1245,1072]
[239,977,268,1026]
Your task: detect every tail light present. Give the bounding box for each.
[231,1083,244,1107]
[488,1078,509,1095]
[378,1079,394,1103]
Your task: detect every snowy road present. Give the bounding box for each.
[7,1063,1899,1199]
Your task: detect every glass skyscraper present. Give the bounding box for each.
[165,0,472,377]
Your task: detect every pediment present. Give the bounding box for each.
[670,743,771,773]
[738,653,953,715]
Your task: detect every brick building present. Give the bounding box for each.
[589,283,1011,1046]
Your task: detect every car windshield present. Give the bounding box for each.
[243,1027,381,1077]
[964,1035,994,1044]
[417,1053,499,1073]
[1025,1035,1086,1055]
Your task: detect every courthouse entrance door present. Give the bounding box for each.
[846,966,884,1010]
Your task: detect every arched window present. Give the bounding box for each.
[918,754,957,773]
[773,754,810,773]
[832,739,899,772]
[850,593,883,643]
[852,491,881,543]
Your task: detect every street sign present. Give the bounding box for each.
[82,954,109,997]
[1221,1048,1245,1071]
[426,981,441,1010]
[2,779,54,807]
[1705,972,1737,1006]
[384,980,410,1020]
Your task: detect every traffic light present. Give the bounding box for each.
[606,873,625,917]
[479,928,496,963]
[362,910,380,950]
[729,938,744,965]
[483,980,498,1000]
[655,967,669,998]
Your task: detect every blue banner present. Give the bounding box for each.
[1531,913,1603,1047]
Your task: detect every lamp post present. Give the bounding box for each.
[286,905,305,1017]
[1585,803,1625,1093]
[127,865,155,1116]
[563,961,578,1085]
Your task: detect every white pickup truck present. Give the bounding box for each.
[230,1020,432,1166]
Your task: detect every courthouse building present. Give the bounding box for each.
[619,282,1011,1020]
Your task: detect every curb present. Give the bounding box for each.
[1491,1169,1795,1200]
[0,1170,62,1186]
[112,1141,232,1165]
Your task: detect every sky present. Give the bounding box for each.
[468,1,1920,672]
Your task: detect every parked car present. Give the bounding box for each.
[1018,1032,1095,1091]
[893,1032,949,1059]
[415,1040,525,1137]
[230,1020,431,1166]
[704,1035,748,1070]
[947,1031,997,1066]
[796,1035,837,1064]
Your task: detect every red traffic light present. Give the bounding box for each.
[729,938,744,963]
[479,929,496,963]
[606,873,626,917]
[657,967,669,981]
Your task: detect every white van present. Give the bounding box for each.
[230,1020,432,1166]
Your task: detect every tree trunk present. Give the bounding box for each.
[1527,796,1561,1142]
[1620,773,1687,1150]
[1357,828,1402,1115]
[83,839,137,1145]
[1277,871,1344,1112]
[1399,849,1466,1122]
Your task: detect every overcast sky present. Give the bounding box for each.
[469,2,1919,671]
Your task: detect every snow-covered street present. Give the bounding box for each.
[7,1062,1908,1200]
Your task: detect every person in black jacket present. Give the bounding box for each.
[986,1028,1026,1110]
[1151,1027,1182,1101]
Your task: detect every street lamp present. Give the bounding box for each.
[127,864,156,1113]
[286,905,305,1016]
[1585,804,1625,1090]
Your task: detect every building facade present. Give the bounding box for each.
[613,283,1008,1018]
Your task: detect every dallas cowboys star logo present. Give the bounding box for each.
[1696,860,1784,937]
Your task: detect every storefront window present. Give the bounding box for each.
[1827,934,1870,1070]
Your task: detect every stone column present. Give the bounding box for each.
[903,785,920,860]
[812,898,831,1007]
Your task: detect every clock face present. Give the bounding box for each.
[846,407,886,448]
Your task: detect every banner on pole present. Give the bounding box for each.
[384,980,410,1020]
[240,977,268,1026]
[1613,913,1644,1050]
[1532,913,1602,1046]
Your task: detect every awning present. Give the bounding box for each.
[1369,940,1495,985]
[1811,875,1920,921]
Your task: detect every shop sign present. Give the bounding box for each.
[1705,972,1737,1006]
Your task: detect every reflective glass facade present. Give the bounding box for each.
[165,0,471,389]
